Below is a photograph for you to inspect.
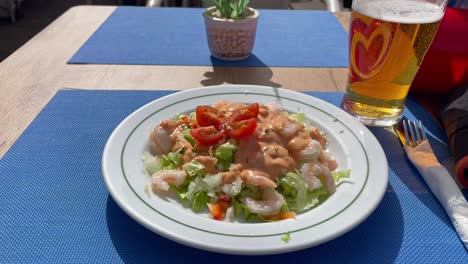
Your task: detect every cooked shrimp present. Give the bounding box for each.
[241,170,277,189]
[263,145,296,177]
[319,150,338,171]
[271,115,303,139]
[151,170,187,191]
[170,127,195,163]
[239,188,284,216]
[220,164,243,184]
[287,132,310,157]
[310,127,327,147]
[149,125,174,155]
[300,163,324,191]
[299,139,322,163]
[278,122,301,138]
[176,141,195,164]
[193,156,218,174]
[159,120,179,133]
[300,163,336,194]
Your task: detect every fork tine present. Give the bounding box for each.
[419,120,427,140]
[413,120,423,145]
[408,120,418,147]
[403,120,410,146]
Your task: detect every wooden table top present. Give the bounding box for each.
[0,6,351,158]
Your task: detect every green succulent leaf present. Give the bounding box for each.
[205,0,250,19]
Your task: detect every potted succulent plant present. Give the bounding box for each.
[203,0,259,61]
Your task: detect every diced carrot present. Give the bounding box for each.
[279,212,296,220]
[207,203,225,220]
[266,212,296,221]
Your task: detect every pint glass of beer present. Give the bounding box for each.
[341,0,448,126]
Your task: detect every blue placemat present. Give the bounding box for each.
[1,90,467,263]
[68,7,349,67]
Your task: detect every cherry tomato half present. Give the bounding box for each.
[196,106,225,129]
[190,126,224,145]
[228,118,257,138]
[228,103,259,123]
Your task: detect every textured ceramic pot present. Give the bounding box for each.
[203,7,259,61]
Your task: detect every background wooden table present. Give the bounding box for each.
[0,6,350,158]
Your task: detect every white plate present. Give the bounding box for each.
[102,85,388,255]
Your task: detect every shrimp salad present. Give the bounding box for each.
[143,101,350,222]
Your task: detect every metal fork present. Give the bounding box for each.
[401,119,468,249]
[402,120,427,147]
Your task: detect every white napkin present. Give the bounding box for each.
[405,140,468,250]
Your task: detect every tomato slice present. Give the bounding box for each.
[190,126,224,145]
[196,106,225,129]
[227,118,257,138]
[217,198,231,211]
[228,103,259,123]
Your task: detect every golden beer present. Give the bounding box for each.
[342,1,443,126]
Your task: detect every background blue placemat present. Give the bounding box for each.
[68,7,349,67]
[1,90,466,263]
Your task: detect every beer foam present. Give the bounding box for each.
[353,0,445,24]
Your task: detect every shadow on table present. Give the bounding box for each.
[106,184,404,263]
[200,54,281,88]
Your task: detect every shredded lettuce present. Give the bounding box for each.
[142,152,163,175]
[160,149,183,170]
[189,112,196,120]
[233,198,244,217]
[332,170,351,182]
[174,112,196,127]
[175,112,196,121]
[144,185,150,196]
[215,142,236,171]
[288,112,306,123]
[280,201,289,214]
[278,172,309,211]
[281,232,291,243]
[182,128,196,146]
[191,192,211,213]
[312,186,330,203]
[278,172,330,212]
[174,113,187,120]
[142,149,183,174]
[183,160,206,178]
[175,178,192,200]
